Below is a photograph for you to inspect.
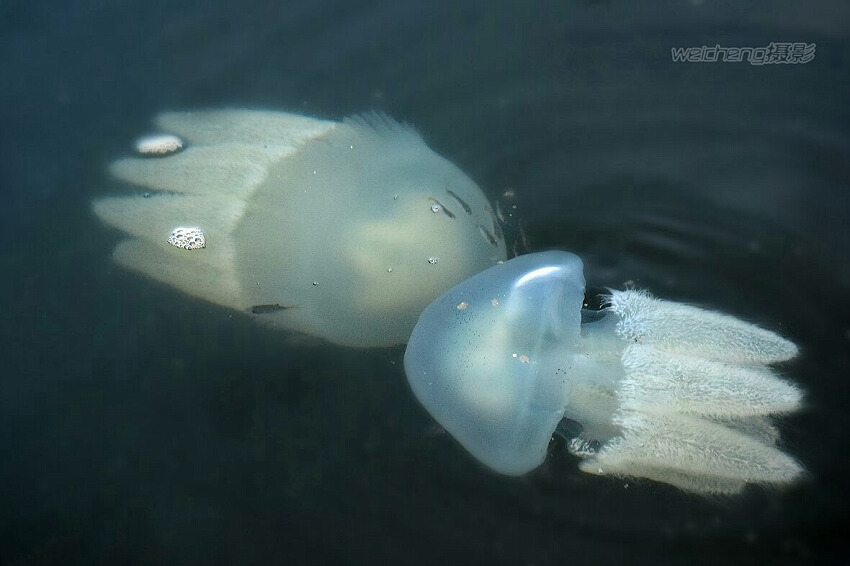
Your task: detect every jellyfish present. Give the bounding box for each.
[93,110,507,347]
[404,251,804,494]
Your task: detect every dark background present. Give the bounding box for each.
[1,1,848,564]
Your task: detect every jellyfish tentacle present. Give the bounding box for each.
[571,290,804,494]
[579,411,804,495]
[155,109,335,145]
[618,344,802,417]
[607,289,798,364]
[109,144,292,197]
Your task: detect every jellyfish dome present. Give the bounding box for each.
[404,251,804,494]
[93,110,507,346]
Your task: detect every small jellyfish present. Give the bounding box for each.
[93,110,507,346]
[404,251,803,494]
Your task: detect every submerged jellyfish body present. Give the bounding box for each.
[404,251,803,494]
[93,110,506,346]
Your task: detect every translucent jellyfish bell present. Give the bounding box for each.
[93,110,506,346]
[404,251,804,494]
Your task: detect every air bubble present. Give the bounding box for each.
[136,134,184,156]
[167,226,205,250]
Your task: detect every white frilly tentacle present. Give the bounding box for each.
[577,290,803,495]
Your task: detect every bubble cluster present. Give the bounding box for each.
[136,134,184,156]
[167,226,206,250]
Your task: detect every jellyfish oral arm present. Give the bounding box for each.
[572,290,803,494]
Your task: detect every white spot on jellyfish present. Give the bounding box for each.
[136,134,184,156]
[430,204,441,213]
[456,301,468,310]
[491,298,500,307]
[167,226,205,250]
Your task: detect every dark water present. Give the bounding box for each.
[1,1,848,564]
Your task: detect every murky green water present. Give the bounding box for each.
[1,1,847,564]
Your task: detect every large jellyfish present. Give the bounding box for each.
[404,251,803,494]
[93,110,507,347]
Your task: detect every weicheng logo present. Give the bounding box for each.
[671,42,816,65]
